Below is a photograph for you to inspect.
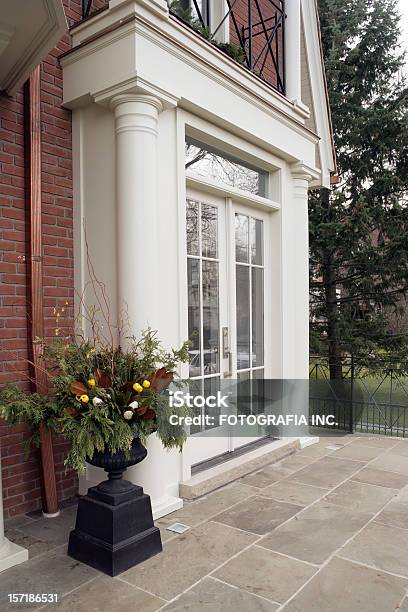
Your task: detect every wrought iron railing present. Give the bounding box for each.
[170,0,285,94]
[82,0,93,18]
[309,356,408,437]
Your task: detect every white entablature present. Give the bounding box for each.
[61,0,335,185]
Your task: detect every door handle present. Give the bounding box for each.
[222,327,233,377]
[224,351,233,378]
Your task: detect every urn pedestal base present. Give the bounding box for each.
[68,478,162,576]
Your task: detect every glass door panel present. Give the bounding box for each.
[234,209,266,447]
[185,192,230,466]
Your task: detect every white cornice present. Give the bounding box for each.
[1,0,67,95]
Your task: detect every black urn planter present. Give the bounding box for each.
[68,435,162,576]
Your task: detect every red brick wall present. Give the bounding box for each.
[0,0,108,518]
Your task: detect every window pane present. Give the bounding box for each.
[252,267,264,367]
[187,258,201,377]
[202,260,220,374]
[189,379,204,434]
[204,377,221,430]
[201,204,218,258]
[235,214,249,263]
[237,370,251,415]
[186,200,199,256]
[251,218,263,265]
[236,265,250,369]
[185,140,268,197]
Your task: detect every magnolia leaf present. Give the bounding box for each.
[66,406,80,418]
[94,368,112,389]
[150,367,174,392]
[135,404,148,416]
[69,381,87,396]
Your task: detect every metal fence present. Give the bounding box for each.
[309,356,408,437]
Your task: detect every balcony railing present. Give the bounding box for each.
[81,0,286,94]
[170,0,285,94]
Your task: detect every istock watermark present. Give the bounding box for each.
[168,389,231,409]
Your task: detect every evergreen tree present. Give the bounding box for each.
[310,0,408,377]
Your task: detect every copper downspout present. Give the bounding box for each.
[25,66,59,516]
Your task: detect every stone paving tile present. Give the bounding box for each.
[260,502,371,564]
[283,556,408,612]
[347,436,400,449]
[294,443,334,459]
[395,485,408,503]
[159,525,178,544]
[340,522,408,577]
[0,547,100,611]
[239,466,292,489]
[261,481,327,507]
[274,454,317,472]
[285,456,363,489]
[322,480,397,515]
[213,495,302,535]
[5,528,57,559]
[121,521,256,600]
[162,577,279,611]
[375,502,408,530]
[351,467,408,489]
[42,576,164,612]
[329,443,386,462]
[369,453,408,477]
[4,515,39,530]
[157,482,257,530]
[15,507,76,546]
[386,441,408,457]
[213,545,317,604]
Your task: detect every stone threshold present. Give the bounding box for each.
[180,437,318,500]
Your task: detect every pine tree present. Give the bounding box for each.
[310,0,408,378]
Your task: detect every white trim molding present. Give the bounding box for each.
[0,455,28,571]
[301,0,336,186]
[0,0,67,95]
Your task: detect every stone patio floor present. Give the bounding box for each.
[2,434,408,611]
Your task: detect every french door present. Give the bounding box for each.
[185,187,270,467]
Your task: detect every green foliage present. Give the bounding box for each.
[0,330,191,472]
[310,0,408,369]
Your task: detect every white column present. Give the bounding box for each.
[280,165,315,441]
[0,455,28,572]
[284,0,302,104]
[111,94,163,336]
[282,164,314,379]
[108,93,183,519]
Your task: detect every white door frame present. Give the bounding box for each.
[183,186,275,468]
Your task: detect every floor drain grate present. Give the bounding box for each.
[166,522,191,534]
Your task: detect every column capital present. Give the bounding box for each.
[110,93,163,137]
[290,162,320,184]
[110,93,163,114]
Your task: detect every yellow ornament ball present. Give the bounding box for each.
[142,380,151,389]
[87,378,96,387]
[133,383,143,393]
[79,394,89,404]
